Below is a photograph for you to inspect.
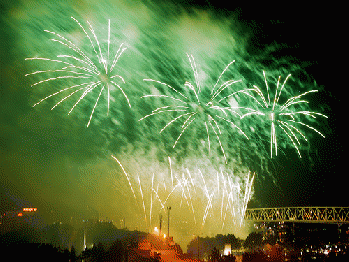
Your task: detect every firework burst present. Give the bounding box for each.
[140,54,249,163]
[25,17,130,127]
[111,155,254,233]
[238,70,328,158]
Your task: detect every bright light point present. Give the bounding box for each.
[154,227,159,233]
[164,234,166,238]
[224,244,231,256]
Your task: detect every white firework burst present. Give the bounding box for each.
[240,70,328,158]
[140,54,249,163]
[25,17,130,127]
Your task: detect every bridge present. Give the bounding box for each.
[244,207,349,223]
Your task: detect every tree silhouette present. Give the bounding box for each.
[243,232,263,250]
[70,245,77,262]
[107,240,126,262]
[209,247,220,262]
[226,234,241,250]
[91,242,106,262]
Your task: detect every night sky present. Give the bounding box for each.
[0,0,344,249]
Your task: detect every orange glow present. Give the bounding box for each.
[18,213,23,217]
[23,208,37,212]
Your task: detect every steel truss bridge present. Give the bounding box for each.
[245,207,349,223]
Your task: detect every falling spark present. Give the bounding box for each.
[111,155,137,201]
[111,155,254,232]
[138,175,147,225]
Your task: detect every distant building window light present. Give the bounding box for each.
[23,208,37,212]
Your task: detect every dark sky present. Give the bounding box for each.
[0,0,344,247]
[236,4,344,208]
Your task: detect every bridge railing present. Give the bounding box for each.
[244,207,349,223]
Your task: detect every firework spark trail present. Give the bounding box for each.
[26,17,129,127]
[138,175,147,225]
[150,173,154,228]
[163,183,181,206]
[140,54,249,162]
[168,156,174,187]
[221,174,232,230]
[220,188,225,222]
[223,175,233,226]
[143,79,188,99]
[240,172,255,225]
[202,191,214,227]
[112,155,190,229]
[211,79,243,103]
[182,173,197,224]
[211,61,236,96]
[238,70,328,158]
[152,187,167,213]
[186,167,254,229]
[186,169,197,195]
[204,122,211,152]
[172,172,197,223]
[67,82,101,114]
[111,155,254,232]
[111,155,137,202]
[207,117,226,163]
